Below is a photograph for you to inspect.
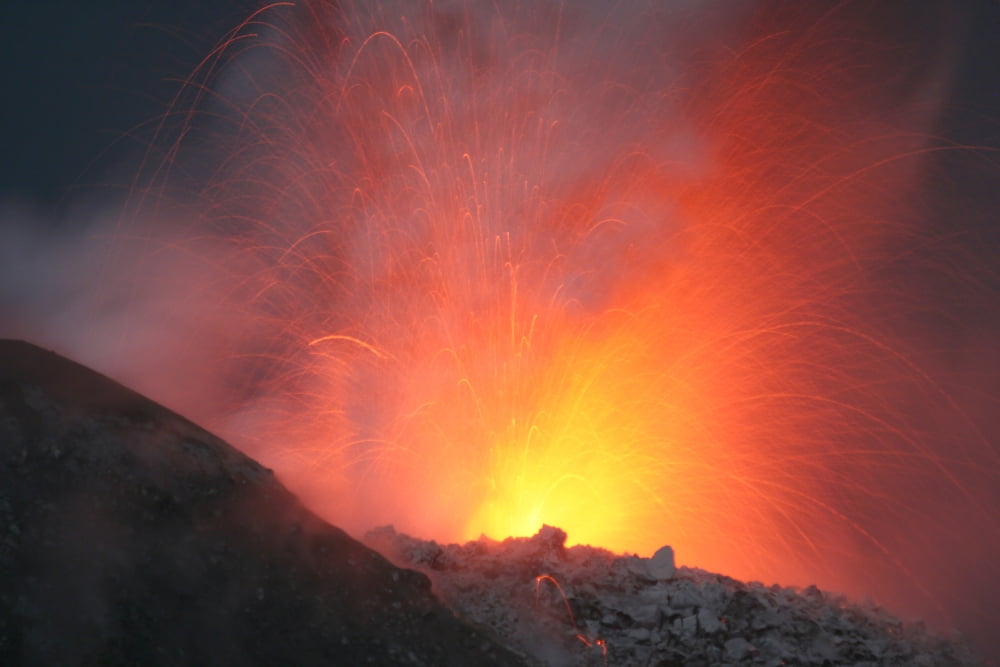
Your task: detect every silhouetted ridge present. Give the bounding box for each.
[0,339,523,666]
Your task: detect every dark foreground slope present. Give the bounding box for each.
[0,340,523,666]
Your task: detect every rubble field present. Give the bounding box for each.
[367,525,980,667]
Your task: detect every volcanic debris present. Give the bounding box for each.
[365,525,980,667]
[0,338,982,666]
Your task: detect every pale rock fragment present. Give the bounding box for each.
[808,634,838,662]
[628,627,651,641]
[698,607,722,633]
[648,545,676,580]
[630,603,661,625]
[724,636,753,661]
[667,579,701,609]
[625,555,651,580]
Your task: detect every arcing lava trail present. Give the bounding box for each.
[4,0,997,657]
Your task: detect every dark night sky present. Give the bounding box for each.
[2,2,1000,207]
[0,1,253,206]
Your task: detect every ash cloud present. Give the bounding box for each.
[0,197,249,424]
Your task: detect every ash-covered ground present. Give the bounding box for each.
[367,525,981,667]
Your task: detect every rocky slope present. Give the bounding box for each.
[0,340,522,666]
[366,526,981,667]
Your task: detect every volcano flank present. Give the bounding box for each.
[0,339,521,665]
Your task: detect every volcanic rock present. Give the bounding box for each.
[0,340,524,666]
[648,545,676,580]
[366,526,982,667]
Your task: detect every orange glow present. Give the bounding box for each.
[535,574,606,660]
[119,0,998,641]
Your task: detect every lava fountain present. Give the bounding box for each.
[21,0,998,653]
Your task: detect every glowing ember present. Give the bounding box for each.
[73,0,995,650]
[535,573,607,661]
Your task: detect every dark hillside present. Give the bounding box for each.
[0,339,523,666]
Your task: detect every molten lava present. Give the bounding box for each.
[99,0,997,648]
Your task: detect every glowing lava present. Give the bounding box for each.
[100,0,997,646]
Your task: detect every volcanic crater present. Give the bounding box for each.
[0,340,981,665]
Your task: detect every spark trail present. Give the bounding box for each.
[11,0,997,656]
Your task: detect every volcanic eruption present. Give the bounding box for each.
[1,0,998,662]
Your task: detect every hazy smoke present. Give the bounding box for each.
[1,0,997,659]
